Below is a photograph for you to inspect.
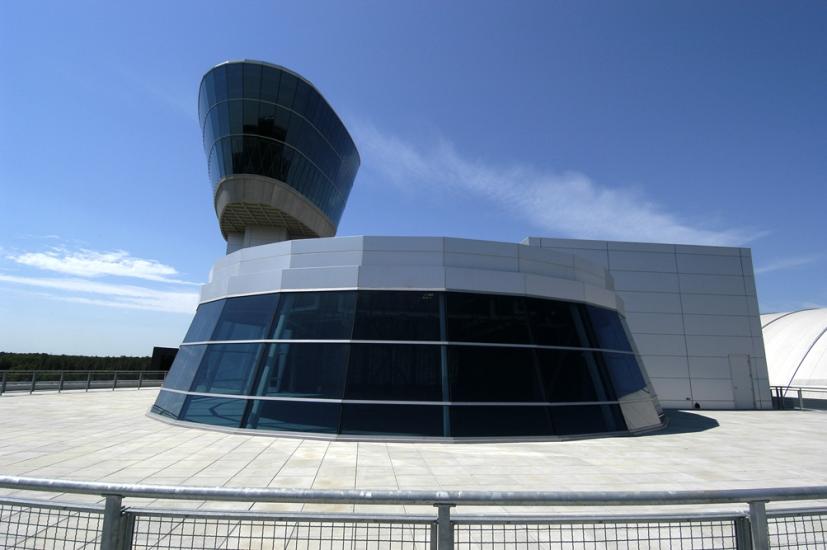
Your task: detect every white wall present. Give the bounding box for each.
[524,237,771,410]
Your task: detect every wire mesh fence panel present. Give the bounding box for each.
[453,520,738,550]
[769,511,827,549]
[130,515,433,550]
[0,501,103,549]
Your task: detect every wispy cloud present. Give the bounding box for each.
[0,274,198,314]
[8,248,199,285]
[755,255,821,275]
[355,124,762,246]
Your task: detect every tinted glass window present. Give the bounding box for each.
[260,66,280,103]
[446,292,531,344]
[586,305,633,351]
[277,72,297,107]
[550,404,625,435]
[271,291,356,340]
[535,350,610,403]
[602,353,647,397]
[211,294,278,341]
[189,344,264,395]
[526,298,583,347]
[183,300,225,342]
[447,346,543,402]
[180,396,245,428]
[292,80,309,113]
[213,65,227,103]
[247,400,340,433]
[242,63,261,99]
[450,406,552,437]
[226,63,243,99]
[163,345,206,391]
[345,344,442,401]
[151,390,186,419]
[340,405,443,436]
[353,291,440,341]
[257,343,348,398]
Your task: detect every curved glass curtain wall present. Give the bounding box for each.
[198,61,360,224]
[153,291,651,438]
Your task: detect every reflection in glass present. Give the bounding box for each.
[602,353,647,398]
[450,406,552,437]
[586,305,633,351]
[180,396,245,427]
[211,294,278,341]
[271,291,356,340]
[446,292,532,344]
[551,404,625,435]
[257,343,348,398]
[189,344,264,395]
[526,298,582,347]
[183,300,224,342]
[157,288,655,438]
[340,404,443,436]
[535,349,609,402]
[247,400,340,433]
[345,344,441,401]
[163,345,206,391]
[353,291,440,341]
[152,390,186,419]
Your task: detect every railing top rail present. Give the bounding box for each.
[771,385,827,391]
[2,475,827,507]
[0,370,166,374]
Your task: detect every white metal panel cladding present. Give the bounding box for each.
[200,236,618,310]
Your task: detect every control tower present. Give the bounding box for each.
[198,61,360,253]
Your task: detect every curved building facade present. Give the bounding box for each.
[198,61,360,251]
[152,237,664,440]
[152,60,666,441]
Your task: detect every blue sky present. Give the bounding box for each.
[1,1,825,356]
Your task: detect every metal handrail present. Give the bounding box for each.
[2,475,827,506]
[770,384,827,410]
[0,369,167,395]
[1,475,826,550]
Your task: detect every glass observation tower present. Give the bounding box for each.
[198,60,360,253]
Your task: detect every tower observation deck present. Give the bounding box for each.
[198,60,360,253]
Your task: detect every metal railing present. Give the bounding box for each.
[771,385,827,411]
[0,370,167,395]
[1,476,826,549]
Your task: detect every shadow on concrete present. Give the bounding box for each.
[640,410,720,437]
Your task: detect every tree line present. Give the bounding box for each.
[0,352,151,372]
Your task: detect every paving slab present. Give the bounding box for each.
[1,389,826,515]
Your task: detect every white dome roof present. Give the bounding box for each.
[761,308,827,387]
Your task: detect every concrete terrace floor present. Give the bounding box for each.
[0,389,826,515]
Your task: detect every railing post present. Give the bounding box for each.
[748,501,769,550]
[121,511,135,550]
[435,503,454,550]
[58,371,65,393]
[101,494,124,550]
[0,370,6,395]
[113,372,118,391]
[137,371,144,390]
[734,515,752,549]
[30,371,36,393]
[86,372,92,392]
[798,388,804,410]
